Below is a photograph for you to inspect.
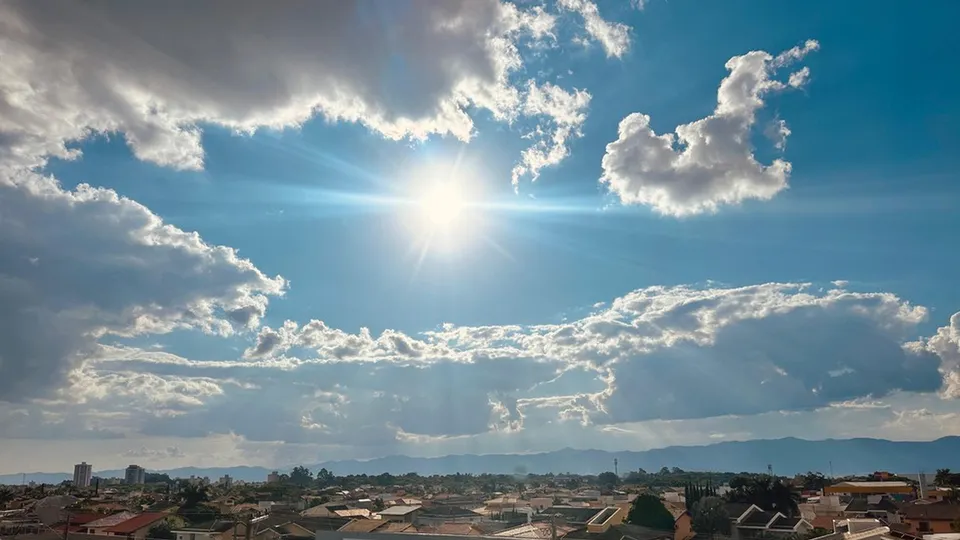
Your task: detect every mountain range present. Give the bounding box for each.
[4,436,958,485]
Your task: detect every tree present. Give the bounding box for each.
[0,487,14,506]
[180,484,209,508]
[628,494,676,531]
[316,468,336,487]
[691,496,731,538]
[798,472,827,492]
[659,467,671,476]
[148,523,176,540]
[725,475,799,516]
[598,471,620,488]
[373,498,385,512]
[291,466,313,487]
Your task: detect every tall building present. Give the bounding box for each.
[124,464,146,485]
[73,462,92,487]
[267,471,280,484]
[220,474,233,488]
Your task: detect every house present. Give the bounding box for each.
[173,520,237,540]
[78,512,137,535]
[104,513,169,539]
[663,501,694,540]
[842,496,901,523]
[376,505,421,523]
[415,505,483,526]
[809,518,901,540]
[563,523,674,540]
[543,506,618,526]
[726,504,814,540]
[901,501,960,535]
[492,522,579,539]
[824,483,914,498]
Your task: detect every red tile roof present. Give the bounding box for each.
[105,513,168,534]
[65,514,104,526]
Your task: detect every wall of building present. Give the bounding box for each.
[674,514,694,540]
[905,519,955,534]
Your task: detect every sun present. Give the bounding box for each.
[418,181,465,228]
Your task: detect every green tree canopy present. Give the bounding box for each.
[316,468,336,487]
[725,475,799,516]
[290,466,313,487]
[147,523,176,540]
[597,471,620,488]
[691,496,731,537]
[627,494,676,531]
[179,483,209,509]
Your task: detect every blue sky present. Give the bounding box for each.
[2,0,960,472]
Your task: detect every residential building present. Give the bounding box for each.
[842,496,901,523]
[376,505,422,523]
[663,501,694,540]
[219,475,233,489]
[267,472,280,484]
[726,504,814,540]
[124,465,146,485]
[824,482,915,498]
[174,520,238,540]
[901,501,960,535]
[811,518,900,540]
[77,512,137,535]
[104,513,168,540]
[73,462,93,488]
[415,505,483,526]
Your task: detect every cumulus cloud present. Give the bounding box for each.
[64,282,950,451]
[0,172,285,401]
[0,1,565,172]
[511,81,592,187]
[925,312,960,398]
[559,0,631,58]
[601,40,819,216]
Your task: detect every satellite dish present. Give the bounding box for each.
[34,495,79,526]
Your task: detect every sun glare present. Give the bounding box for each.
[419,182,464,227]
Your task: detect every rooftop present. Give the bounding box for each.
[174,520,236,534]
[337,520,387,534]
[902,501,960,521]
[420,505,482,517]
[105,513,169,534]
[377,505,422,516]
[81,512,137,529]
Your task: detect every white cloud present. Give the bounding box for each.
[600,40,819,216]
[511,81,592,186]
[0,1,559,172]
[0,171,286,400]
[925,311,960,398]
[50,282,949,454]
[558,0,632,58]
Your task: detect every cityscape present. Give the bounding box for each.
[3,462,960,540]
[2,3,960,540]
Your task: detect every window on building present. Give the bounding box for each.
[918,522,931,532]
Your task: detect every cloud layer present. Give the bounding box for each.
[0,172,285,400]
[601,40,819,216]
[19,282,953,454]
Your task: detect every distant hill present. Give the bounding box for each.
[4,436,959,484]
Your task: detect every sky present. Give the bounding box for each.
[1,0,960,474]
